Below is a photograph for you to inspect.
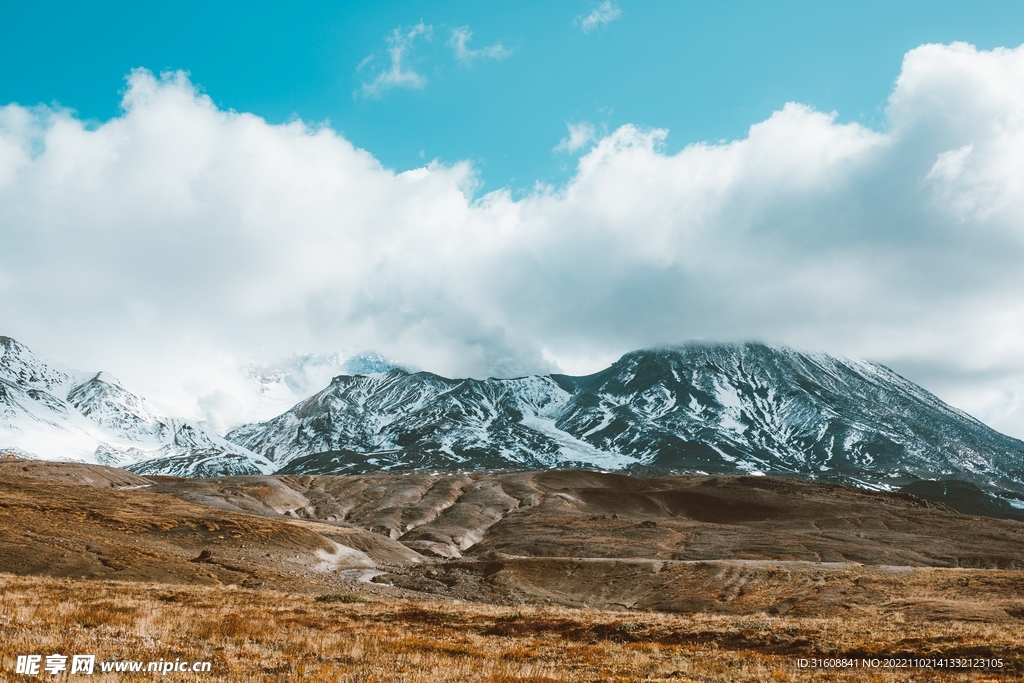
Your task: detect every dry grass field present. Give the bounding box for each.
[3,462,1024,681]
[1,573,1022,682]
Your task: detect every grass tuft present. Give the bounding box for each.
[314,593,371,604]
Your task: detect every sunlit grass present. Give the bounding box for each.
[1,573,1021,681]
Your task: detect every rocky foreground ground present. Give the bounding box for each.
[1,460,1023,680]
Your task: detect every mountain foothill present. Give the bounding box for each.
[4,333,1024,624]
[3,334,1022,520]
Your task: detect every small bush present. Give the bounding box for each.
[314,593,370,604]
[615,621,648,633]
[495,612,523,622]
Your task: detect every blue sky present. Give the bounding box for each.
[3,2,1024,438]
[4,0,1024,190]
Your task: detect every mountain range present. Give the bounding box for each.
[0,336,271,476]
[3,335,1024,515]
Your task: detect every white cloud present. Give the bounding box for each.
[449,27,512,63]
[359,22,432,98]
[554,121,597,153]
[577,1,622,33]
[3,43,1024,439]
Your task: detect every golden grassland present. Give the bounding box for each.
[1,573,1022,682]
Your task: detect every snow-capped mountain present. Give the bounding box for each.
[227,343,1024,498]
[192,351,408,434]
[245,351,400,397]
[8,335,1024,505]
[0,336,272,476]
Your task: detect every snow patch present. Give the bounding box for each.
[520,414,637,469]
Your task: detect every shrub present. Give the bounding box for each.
[314,593,370,604]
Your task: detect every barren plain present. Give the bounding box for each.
[2,459,1024,681]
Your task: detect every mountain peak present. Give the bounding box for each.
[7,337,1024,502]
[227,342,1024,501]
[343,352,404,375]
[1,336,270,477]
[0,335,39,365]
[88,371,122,386]
[0,335,73,391]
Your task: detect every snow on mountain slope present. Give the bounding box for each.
[7,335,1023,495]
[548,344,1024,492]
[67,372,172,443]
[0,337,272,476]
[228,351,406,430]
[228,343,1024,495]
[0,336,79,393]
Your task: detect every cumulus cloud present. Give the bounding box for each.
[3,43,1024,439]
[554,121,597,153]
[449,27,511,63]
[577,1,622,33]
[359,22,432,98]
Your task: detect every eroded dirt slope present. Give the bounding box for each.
[0,464,420,593]
[145,469,1024,567]
[4,460,1024,618]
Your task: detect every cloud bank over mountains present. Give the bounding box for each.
[2,42,1024,436]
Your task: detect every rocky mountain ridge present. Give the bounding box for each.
[5,336,1024,513]
[0,336,271,476]
[226,343,1024,507]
